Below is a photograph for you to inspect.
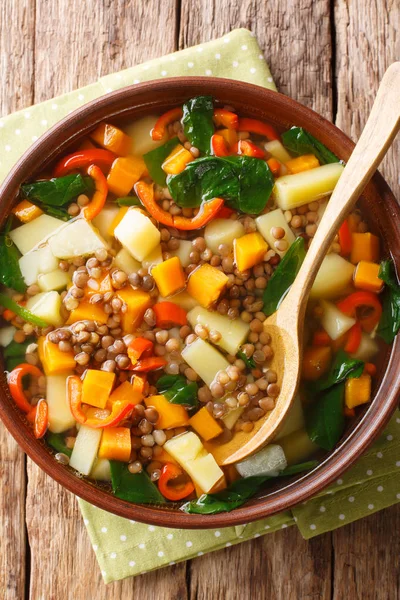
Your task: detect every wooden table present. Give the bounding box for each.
[1,1,399,598]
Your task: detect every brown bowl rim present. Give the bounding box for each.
[0,76,399,529]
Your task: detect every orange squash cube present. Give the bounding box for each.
[144,395,189,429]
[285,154,320,174]
[345,374,371,409]
[351,232,380,264]
[116,287,151,333]
[38,336,76,375]
[66,300,108,325]
[219,128,238,147]
[187,263,228,308]
[151,256,186,298]
[302,346,332,381]
[107,380,143,408]
[162,144,194,175]
[189,407,223,441]
[12,200,43,223]
[107,156,146,197]
[98,427,132,462]
[354,261,384,293]
[90,122,132,156]
[82,369,115,409]
[234,232,268,272]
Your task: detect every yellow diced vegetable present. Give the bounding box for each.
[151,256,186,298]
[82,370,115,409]
[78,138,96,150]
[12,200,43,223]
[144,395,189,429]
[116,288,151,333]
[107,156,146,197]
[162,144,194,175]
[90,122,132,156]
[345,374,371,409]
[285,154,320,174]
[234,232,268,272]
[189,407,223,441]
[353,261,384,293]
[98,427,131,462]
[187,263,228,308]
[219,128,238,146]
[107,380,143,408]
[108,206,129,237]
[302,346,332,381]
[351,233,380,264]
[66,300,108,325]
[38,336,76,375]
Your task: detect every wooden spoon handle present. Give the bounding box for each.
[285,61,400,313]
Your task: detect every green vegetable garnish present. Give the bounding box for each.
[182,96,214,155]
[181,461,318,514]
[263,237,306,316]
[46,432,72,457]
[143,137,180,186]
[377,259,400,344]
[0,293,48,327]
[110,461,166,503]
[167,155,274,214]
[282,127,339,164]
[305,384,346,451]
[310,349,364,394]
[3,337,35,371]
[237,350,255,369]
[156,374,198,408]
[116,196,141,207]
[0,217,26,293]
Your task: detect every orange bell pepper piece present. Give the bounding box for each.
[237,140,265,158]
[33,398,49,439]
[237,118,279,140]
[153,302,187,328]
[213,109,239,130]
[267,157,281,176]
[83,164,108,220]
[7,364,44,413]
[344,322,362,353]
[152,107,184,141]
[338,219,352,256]
[312,329,331,347]
[127,337,154,366]
[158,462,194,501]
[211,134,231,157]
[53,149,117,177]
[336,291,382,333]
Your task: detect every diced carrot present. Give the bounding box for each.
[345,374,371,409]
[98,427,132,462]
[151,256,186,298]
[234,232,268,272]
[82,369,115,409]
[12,199,43,223]
[187,263,228,308]
[90,123,132,156]
[302,346,332,381]
[189,407,224,441]
[285,154,320,174]
[144,395,189,429]
[107,156,146,197]
[353,261,384,293]
[162,144,194,175]
[350,232,380,264]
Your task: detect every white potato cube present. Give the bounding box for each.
[164,432,204,462]
[204,219,245,254]
[350,333,379,362]
[69,426,102,476]
[310,254,355,299]
[46,372,75,433]
[222,406,245,430]
[25,291,63,327]
[0,326,16,347]
[114,208,160,262]
[170,239,193,268]
[123,115,165,156]
[48,218,108,259]
[90,458,111,481]
[19,245,59,286]
[320,300,356,340]
[114,248,141,275]
[160,291,199,312]
[187,306,250,355]
[273,163,344,210]
[256,208,296,257]
[236,444,287,478]
[181,338,230,387]
[92,204,120,244]
[141,244,163,270]
[38,269,70,292]
[10,215,64,255]
[264,140,292,163]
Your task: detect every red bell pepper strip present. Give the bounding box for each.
[364,362,377,376]
[338,219,352,256]
[312,329,331,347]
[53,149,116,177]
[267,157,281,176]
[130,357,168,372]
[8,364,44,414]
[213,109,239,130]
[215,205,235,219]
[151,107,183,141]
[135,181,224,231]
[211,134,231,157]
[344,322,362,353]
[153,302,187,328]
[237,118,280,140]
[237,139,265,158]
[67,375,135,428]
[33,398,49,439]
[158,462,195,501]
[127,337,154,366]
[83,164,108,221]
[336,291,382,333]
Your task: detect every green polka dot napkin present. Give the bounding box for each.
[1,28,399,584]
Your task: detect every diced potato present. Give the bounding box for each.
[141,244,163,270]
[10,214,64,255]
[114,248,141,275]
[90,458,111,481]
[275,395,305,440]
[320,300,356,340]
[123,115,165,156]
[69,425,103,476]
[234,232,268,272]
[256,208,296,257]
[170,239,193,268]
[25,291,63,327]
[48,219,108,259]
[221,406,244,430]
[160,291,199,312]
[264,140,292,163]
[204,218,245,254]
[92,204,120,243]
[236,444,287,478]
[310,254,355,299]
[164,432,224,493]
[114,208,160,261]
[279,429,319,465]
[273,163,344,210]
[182,338,230,387]
[0,326,16,347]
[38,269,70,292]
[187,306,250,355]
[19,245,59,286]
[187,264,228,308]
[46,372,76,433]
[350,333,379,361]
[108,206,129,237]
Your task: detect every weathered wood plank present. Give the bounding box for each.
[0,1,35,599]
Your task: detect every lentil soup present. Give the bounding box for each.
[1,96,398,514]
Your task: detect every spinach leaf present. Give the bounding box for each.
[237,350,256,369]
[156,374,198,408]
[181,461,318,514]
[3,337,35,371]
[21,174,94,213]
[116,196,141,207]
[46,432,72,457]
[263,237,306,316]
[305,383,346,451]
[182,96,214,155]
[143,137,180,186]
[110,461,166,503]
[0,293,48,327]
[167,155,273,214]
[282,127,339,164]
[311,349,364,394]
[0,227,26,293]
[377,260,400,344]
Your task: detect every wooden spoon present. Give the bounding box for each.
[211,61,400,466]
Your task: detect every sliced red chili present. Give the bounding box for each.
[158,462,195,501]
